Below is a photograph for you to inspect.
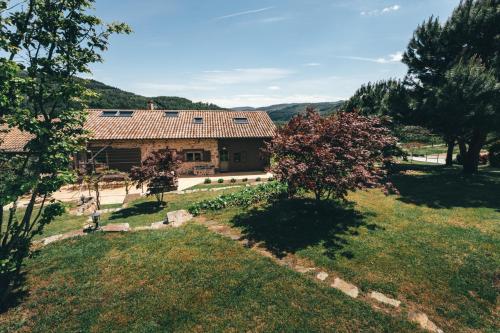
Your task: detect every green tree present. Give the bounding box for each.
[403,0,499,172]
[435,58,498,173]
[0,0,130,305]
[343,79,411,122]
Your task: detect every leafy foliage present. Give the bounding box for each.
[130,150,180,205]
[266,108,397,201]
[0,0,129,305]
[488,141,500,167]
[402,0,499,173]
[343,79,411,123]
[188,182,287,216]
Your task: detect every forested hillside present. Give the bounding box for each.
[84,79,222,110]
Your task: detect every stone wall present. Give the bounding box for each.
[89,139,219,175]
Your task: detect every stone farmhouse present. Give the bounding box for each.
[0,108,276,175]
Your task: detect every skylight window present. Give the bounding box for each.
[165,111,179,118]
[101,110,134,117]
[233,117,249,124]
[193,117,203,124]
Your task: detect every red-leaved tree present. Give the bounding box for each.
[266,108,397,201]
[130,150,180,205]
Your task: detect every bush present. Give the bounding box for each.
[217,178,224,184]
[230,178,236,183]
[268,177,274,182]
[188,181,287,216]
[204,178,211,184]
[242,178,248,182]
[489,142,500,167]
[255,177,261,182]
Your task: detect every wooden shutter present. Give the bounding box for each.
[203,150,211,162]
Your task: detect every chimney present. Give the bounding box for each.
[147,100,155,110]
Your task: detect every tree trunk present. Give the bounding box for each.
[445,139,455,167]
[462,131,486,175]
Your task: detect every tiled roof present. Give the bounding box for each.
[0,126,33,152]
[86,109,276,140]
[0,110,276,151]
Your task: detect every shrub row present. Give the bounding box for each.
[188,181,287,216]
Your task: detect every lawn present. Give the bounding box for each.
[0,225,418,332]
[2,188,242,240]
[204,164,500,333]
[2,164,498,332]
[401,143,458,156]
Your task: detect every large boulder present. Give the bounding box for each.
[166,210,193,227]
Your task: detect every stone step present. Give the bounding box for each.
[331,278,359,298]
[101,223,130,232]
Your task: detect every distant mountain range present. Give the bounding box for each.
[83,79,344,123]
[233,102,345,123]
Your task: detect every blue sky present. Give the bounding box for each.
[89,0,459,108]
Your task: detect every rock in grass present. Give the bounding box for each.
[331,278,359,298]
[166,210,193,227]
[369,291,401,307]
[408,311,443,333]
[150,221,169,229]
[316,271,329,281]
[101,223,130,232]
[42,234,63,245]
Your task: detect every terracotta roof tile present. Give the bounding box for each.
[85,109,276,140]
[0,126,33,152]
[0,110,276,152]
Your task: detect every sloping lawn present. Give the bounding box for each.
[2,188,241,240]
[205,164,500,332]
[0,225,418,332]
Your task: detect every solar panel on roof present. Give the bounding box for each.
[165,111,179,118]
[233,117,249,124]
[100,110,134,117]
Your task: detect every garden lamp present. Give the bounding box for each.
[92,211,101,229]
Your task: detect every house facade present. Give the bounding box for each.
[1,109,276,175]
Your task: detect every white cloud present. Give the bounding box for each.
[132,82,216,96]
[304,62,321,67]
[361,4,400,16]
[213,7,274,21]
[259,16,288,23]
[336,52,403,64]
[268,86,281,91]
[199,68,293,84]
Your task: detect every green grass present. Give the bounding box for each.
[401,143,458,156]
[0,225,418,332]
[3,189,242,240]
[101,189,240,229]
[204,164,500,332]
[184,182,245,191]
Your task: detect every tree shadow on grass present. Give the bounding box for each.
[231,199,378,259]
[391,164,500,211]
[0,271,28,314]
[108,201,164,220]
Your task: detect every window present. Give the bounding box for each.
[101,110,134,117]
[193,117,203,124]
[219,150,229,162]
[234,151,247,163]
[185,151,202,162]
[233,117,249,124]
[165,111,179,118]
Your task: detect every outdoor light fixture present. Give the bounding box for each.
[92,211,101,229]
